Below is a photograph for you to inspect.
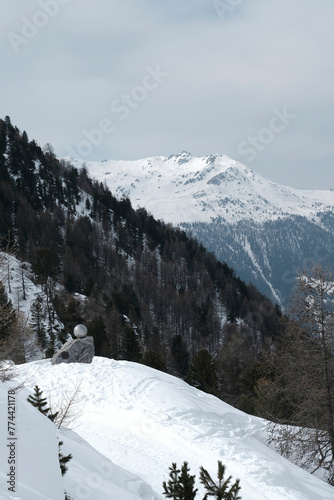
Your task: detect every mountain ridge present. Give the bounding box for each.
[67,152,334,305]
[66,152,334,225]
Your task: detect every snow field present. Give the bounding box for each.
[11,357,334,499]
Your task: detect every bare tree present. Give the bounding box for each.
[256,264,334,483]
[0,358,15,382]
[50,380,84,429]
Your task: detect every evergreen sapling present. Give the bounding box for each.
[162,461,242,500]
[58,440,73,476]
[199,461,241,500]
[163,462,181,499]
[27,385,58,421]
[162,461,197,500]
[178,461,198,500]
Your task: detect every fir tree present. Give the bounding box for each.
[141,349,167,372]
[162,462,197,500]
[58,440,73,476]
[87,315,109,356]
[199,461,241,500]
[121,325,142,362]
[178,462,198,500]
[163,462,181,500]
[30,295,47,347]
[171,335,189,377]
[27,385,58,421]
[186,349,218,394]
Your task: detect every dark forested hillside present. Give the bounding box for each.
[181,217,334,306]
[0,117,282,410]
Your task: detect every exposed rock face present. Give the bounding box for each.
[51,336,94,365]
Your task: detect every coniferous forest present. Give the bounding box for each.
[0,116,282,412]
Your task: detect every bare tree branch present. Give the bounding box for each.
[50,380,84,429]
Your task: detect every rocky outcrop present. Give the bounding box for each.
[51,336,94,365]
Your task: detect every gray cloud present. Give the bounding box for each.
[1,0,333,189]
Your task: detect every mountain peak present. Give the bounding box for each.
[65,153,334,225]
[166,150,193,165]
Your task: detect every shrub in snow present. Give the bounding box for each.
[200,461,241,500]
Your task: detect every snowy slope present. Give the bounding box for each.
[11,357,334,500]
[0,252,66,360]
[0,382,64,499]
[60,427,158,500]
[0,252,39,320]
[66,152,334,225]
[0,373,158,500]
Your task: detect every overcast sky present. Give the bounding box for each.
[1,0,334,189]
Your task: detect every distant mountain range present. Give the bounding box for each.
[68,152,334,305]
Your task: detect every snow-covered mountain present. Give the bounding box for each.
[2,357,333,499]
[68,152,334,225]
[67,153,334,305]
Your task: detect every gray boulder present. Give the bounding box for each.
[51,336,95,365]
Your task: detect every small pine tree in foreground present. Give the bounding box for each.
[163,461,241,500]
[163,461,198,500]
[178,462,198,500]
[58,440,73,476]
[199,461,241,500]
[163,462,180,499]
[27,385,58,421]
